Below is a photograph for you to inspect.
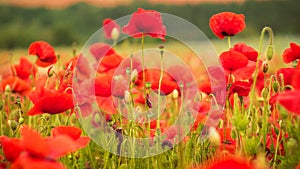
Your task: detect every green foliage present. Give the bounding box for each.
[0,0,299,49]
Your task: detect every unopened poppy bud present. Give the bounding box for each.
[18,117,25,124]
[272,81,280,93]
[5,84,11,94]
[159,45,164,56]
[131,69,138,82]
[172,89,179,99]
[47,65,55,77]
[262,61,268,73]
[124,90,131,104]
[208,127,220,147]
[111,27,120,42]
[261,88,269,100]
[8,120,18,131]
[145,82,152,89]
[125,67,131,76]
[266,45,274,61]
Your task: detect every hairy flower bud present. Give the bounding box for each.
[266,45,274,61]
[111,27,120,42]
[272,81,280,93]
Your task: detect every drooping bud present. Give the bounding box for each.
[261,88,269,100]
[8,120,18,131]
[266,45,274,61]
[262,61,268,73]
[272,81,280,93]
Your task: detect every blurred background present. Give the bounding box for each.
[0,0,299,49]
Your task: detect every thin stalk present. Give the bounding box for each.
[272,130,282,169]
[227,36,231,48]
[249,27,273,134]
[157,48,164,132]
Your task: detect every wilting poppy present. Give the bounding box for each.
[219,49,248,72]
[123,8,167,41]
[13,57,37,80]
[233,43,258,62]
[282,42,300,63]
[103,18,120,40]
[28,41,57,67]
[229,81,251,97]
[28,87,74,115]
[209,12,246,39]
[277,90,300,115]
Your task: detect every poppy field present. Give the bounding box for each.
[1,8,300,169]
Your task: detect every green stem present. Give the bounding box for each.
[272,130,281,169]
[227,36,231,48]
[249,27,273,134]
[157,49,164,132]
[141,34,147,109]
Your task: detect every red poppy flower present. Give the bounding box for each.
[28,87,74,115]
[103,18,120,40]
[218,128,236,154]
[28,41,57,67]
[229,81,251,97]
[292,69,300,90]
[96,96,118,114]
[0,76,31,95]
[123,8,167,41]
[95,74,113,97]
[135,68,179,95]
[219,49,248,72]
[13,57,37,80]
[198,80,212,94]
[1,126,89,169]
[204,157,252,169]
[51,126,90,149]
[277,68,296,86]
[277,90,300,115]
[233,61,256,81]
[90,43,123,72]
[209,12,246,39]
[282,42,300,63]
[232,43,258,62]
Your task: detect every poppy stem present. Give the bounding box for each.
[141,33,147,109]
[227,36,231,49]
[157,46,164,133]
[249,27,274,134]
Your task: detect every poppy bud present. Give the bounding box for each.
[208,127,221,147]
[131,69,138,82]
[5,84,11,95]
[111,27,120,42]
[266,45,274,61]
[286,138,298,156]
[272,81,280,93]
[126,67,131,76]
[18,117,25,124]
[8,120,18,131]
[261,88,269,100]
[124,90,131,104]
[145,82,152,89]
[159,45,164,56]
[172,89,179,99]
[262,61,268,73]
